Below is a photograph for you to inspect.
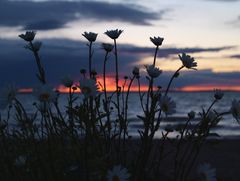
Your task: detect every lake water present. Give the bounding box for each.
[1,91,240,138]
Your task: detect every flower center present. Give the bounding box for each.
[82,86,91,94]
[112,175,120,181]
[161,103,168,112]
[40,93,50,101]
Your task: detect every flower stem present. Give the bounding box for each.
[153,45,159,67]
[88,42,93,78]
[165,66,184,96]
[30,41,46,84]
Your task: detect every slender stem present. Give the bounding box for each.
[174,117,191,180]
[153,46,159,67]
[137,78,145,112]
[165,66,184,96]
[206,99,217,115]
[103,52,109,103]
[114,39,120,119]
[88,42,93,78]
[103,52,111,138]
[114,39,122,161]
[30,41,46,84]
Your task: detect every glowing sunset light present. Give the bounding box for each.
[18,88,33,93]
[57,76,150,93]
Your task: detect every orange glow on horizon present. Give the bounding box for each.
[57,76,150,93]
[17,80,240,94]
[18,88,33,93]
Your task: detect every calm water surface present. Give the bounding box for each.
[1,91,240,138]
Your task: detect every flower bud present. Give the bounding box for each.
[188,111,195,119]
[132,67,140,76]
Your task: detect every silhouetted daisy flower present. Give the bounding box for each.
[150,36,164,46]
[82,31,98,42]
[179,53,197,70]
[146,65,162,78]
[107,165,130,181]
[105,29,123,39]
[19,31,36,42]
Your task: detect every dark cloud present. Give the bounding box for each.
[121,45,234,59]
[0,38,237,89]
[229,54,240,59]
[25,20,65,30]
[0,0,163,30]
[151,69,240,90]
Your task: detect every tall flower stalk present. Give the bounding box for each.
[19,31,46,84]
[102,43,113,137]
[82,32,98,78]
[105,29,123,120]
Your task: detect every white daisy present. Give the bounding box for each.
[150,36,164,46]
[61,75,73,88]
[34,84,56,102]
[146,65,162,78]
[0,84,17,110]
[15,155,27,167]
[107,165,130,181]
[179,53,197,69]
[79,78,98,98]
[159,95,176,115]
[105,29,123,40]
[197,163,217,181]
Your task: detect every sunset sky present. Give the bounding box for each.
[0,0,240,92]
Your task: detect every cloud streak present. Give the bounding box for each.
[204,0,240,2]
[0,0,163,30]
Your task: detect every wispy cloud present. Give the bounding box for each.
[0,0,164,30]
